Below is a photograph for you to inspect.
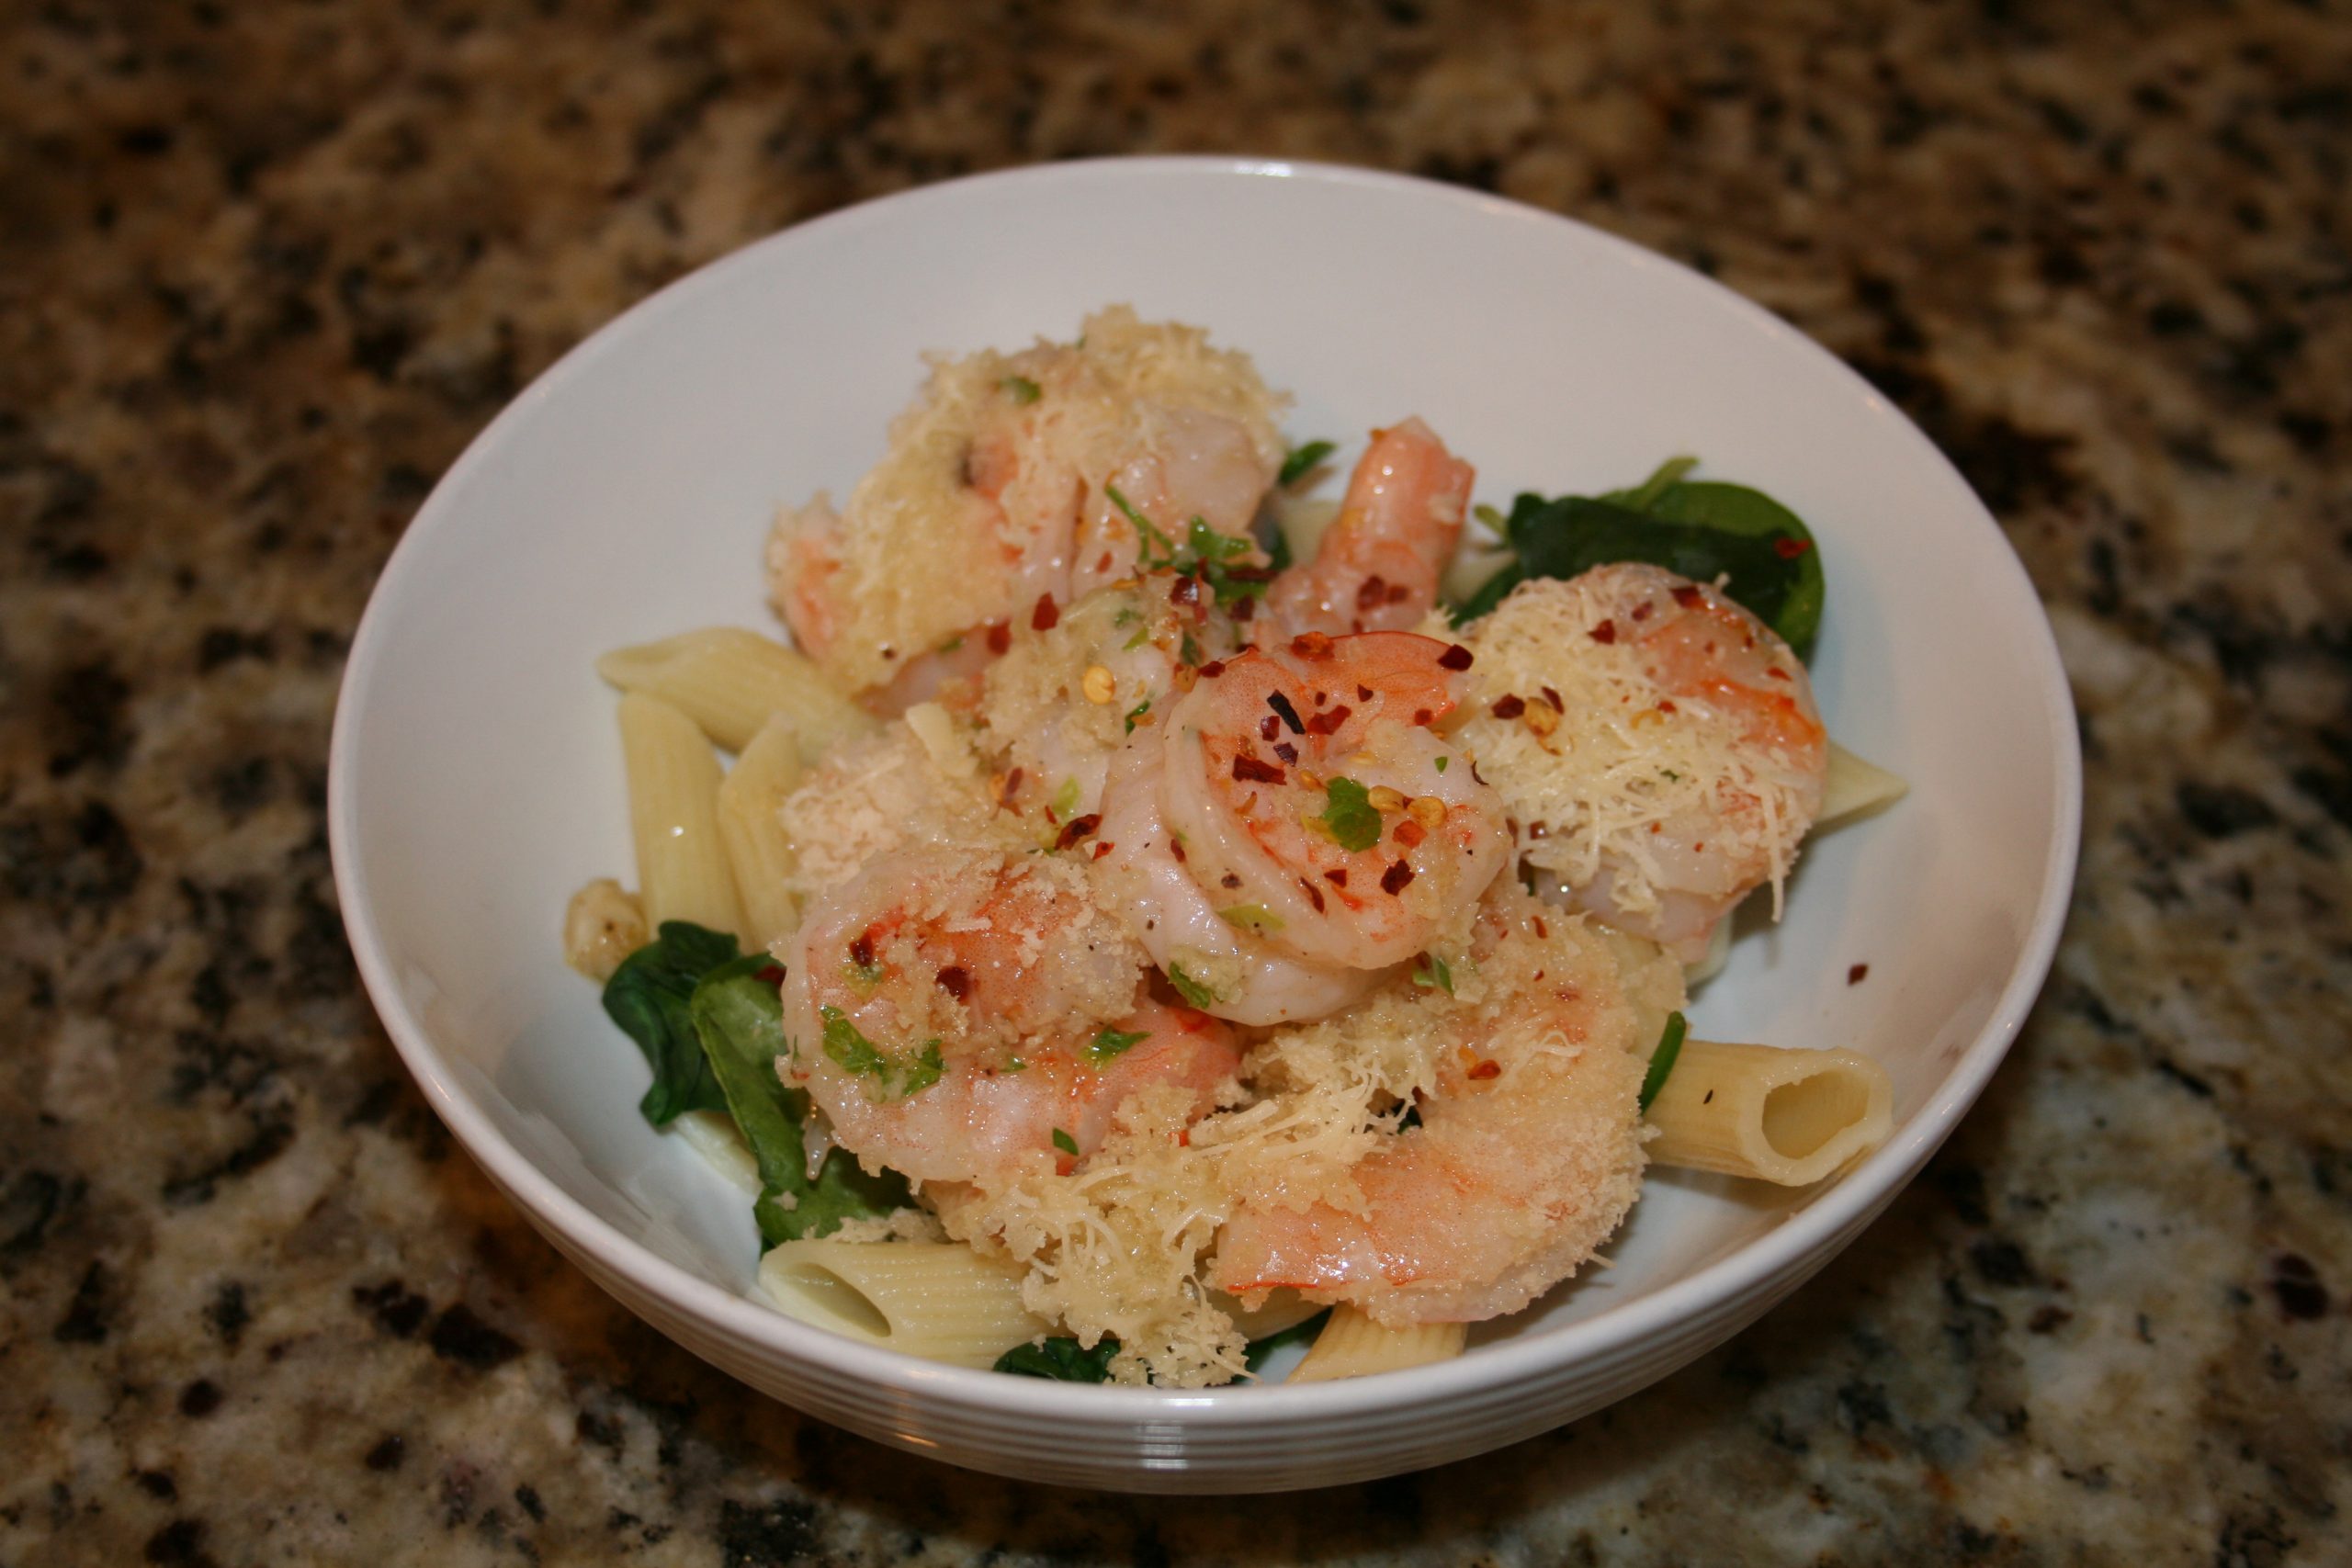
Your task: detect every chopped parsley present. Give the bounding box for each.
[1001,375,1042,405]
[1318,777,1384,852]
[820,1006,944,1100]
[1278,439,1336,488]
[1125,698,1151,734]
[1638,1011,1688,1113]
[1433,756,1449,773]
[1106,482,1179,566]
[1217,904,1283,935]
[1052,1127,1080,1156]
[1165,963,1221,1009]
[995,1335,1119,1381]
[1048,776,1082,823]
[1106,485,1272,608]
[936,634,965,653]
[842,956,886,987]
[1087,1027,1149,1066]
[1411,952,1453,994]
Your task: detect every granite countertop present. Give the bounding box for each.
[6,1,2348,1562]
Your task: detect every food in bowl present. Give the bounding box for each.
[563,307,1905,1388]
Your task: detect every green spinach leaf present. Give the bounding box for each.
[690,962,911,1247]
[602,921,741,1125]
[994,1335,1122,1381]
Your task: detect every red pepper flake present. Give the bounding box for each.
[1589,619,1618,644]
[1392,818,1427,848]
[1774,535,1813,559]
[1526,820,1548,839]
[1198,660,1226,679]
[1848,963,1870,985]
[1305,705,1352,737]
[1657,699,1678,714]
[1671,584,1703,609]
[1491,694,1526,719]
[1540,685,1563,711]
[1170,574,1202,607]
[935,965,971,1000]
[1323,868,1349,887]
[1631,602,1653,621]
[1221,872,1242,889]
[848,931,876,970]
[1290,631,1336,661]
[1266,691,1306,734]
[1092,840,1114,860]
[1380,859,1415,895]
[1767,666,1792,682]
[1300,877,1327,913]
[1032,593,1059,631]
[1232,753,1286,784]
[997,765,1024,807]
[1232,594,1255,623]
[1170,838,1187,863]
[1096,550,1114,573]
[1055,813,1102,850]
[1437,644,1474,671]
[1411,706,1433,726]
[1357,684,1374,702]
[1466,1059,1501,1081]
[1272,741,1299,764]
[1356,575,1389,612]
[1531,915,1548,939]
[753,963,788,987]
[986,621,1012,655]
[1259,712,1281,742]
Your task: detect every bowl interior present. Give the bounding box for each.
[332,160,2075,1426]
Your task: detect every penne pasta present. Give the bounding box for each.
[1645,1038,1893,1186]
[617,692,745,937]
[598,626,876,763]
[1287,1306,1466,1382]
[715,714,806,952]
[1817,740,1909,829]
[758,1240,1052,1369]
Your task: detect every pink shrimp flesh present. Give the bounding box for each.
[1269,418,1472,636]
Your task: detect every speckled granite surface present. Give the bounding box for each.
[5,1,2348,1562]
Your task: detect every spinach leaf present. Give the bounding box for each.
[994,1335,1121,1381]
[602,921,741,1125]
[689,961,911,1247]
[1451,460,1824,660]
[1242,1309,1332,1373]
[1278,439,1336,488]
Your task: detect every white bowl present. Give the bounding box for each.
[328,157,2080,1493]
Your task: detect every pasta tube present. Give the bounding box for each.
[598,627,876,763]
[758,1241,1051,1369]
[1287,1306,1466,1382]
[1817,740,1908,829]
[715,714,805,951]
[617,692,744,936]
[1646,1039,1893,1185]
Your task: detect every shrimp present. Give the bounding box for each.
[1155,630,1512,973]
[1461,564,1827,964]
[1268,418,1472,636]
[780,844,1240,1185]
[766,309,1284,702]
[1210,888,1676,1325]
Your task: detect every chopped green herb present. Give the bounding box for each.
[1661,769,1681,782]
[936,635,965,653]
[1180,630,1203,666]
[1433,756,1449,774]
[1087,1028,1150,1066]
[1318,776,1384,852]
[1125,699,1151,735]
[1216,904,1284,935]
[1124,626,1152,650]
[1411,953,1453,995]
[842,956,886,987]
[1182,518,1273,609]
[1002,1055,1027,1074]
[1113,607,1138,626]
[995,1335,1120,1381]
[1473,502,1509,534]
[1107,483,1179,567]
[1052,1127,1080,1156]
[820,1005,943,1100]
[1166,963,1221,1009]
[1243,1308,1332,1372]
[1278,439,1336,488]
[1049,776,1082,823]
[1001,375,1042,405]
[1638,1011,1688,1113]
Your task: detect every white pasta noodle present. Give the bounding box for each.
[715,714,805,952]
[1645,1038,1894,1185]
[598,626,876,763]
[758,1241,1052,1368]
[1287,1306,1467,1382]
[673,1109,760,1195]
[616,692,743,936]
[1817,740,1908,829]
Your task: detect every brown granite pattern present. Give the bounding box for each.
[5,1,2349,1562]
